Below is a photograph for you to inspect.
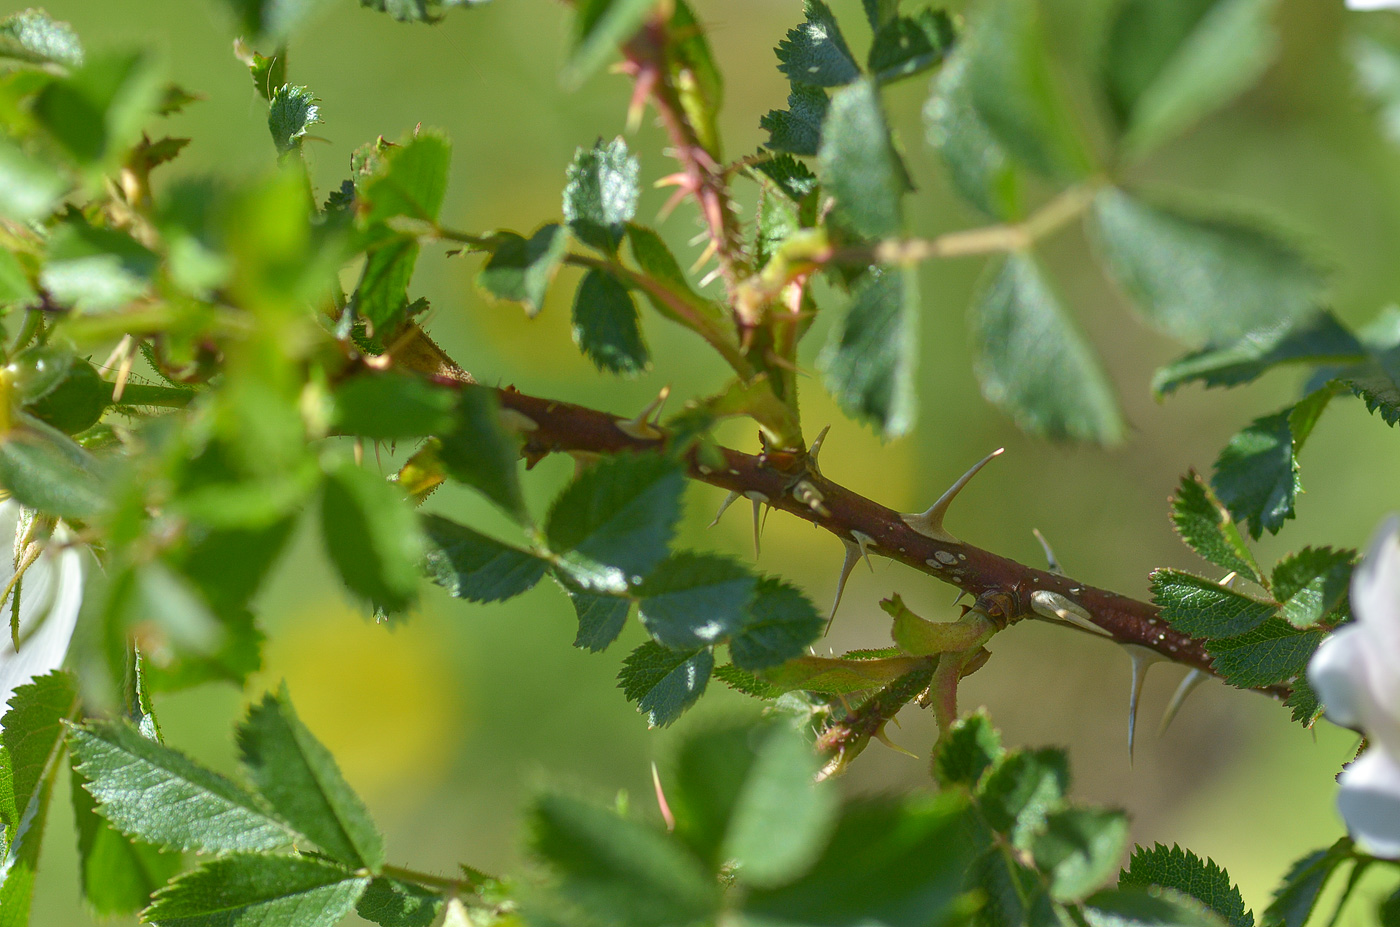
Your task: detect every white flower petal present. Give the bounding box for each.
[1337,748,1400,858]
[1308,626,1368,730]
[1347,516,1400,741]
[0,501,84,713]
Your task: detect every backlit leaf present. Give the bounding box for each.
[563,137,639,255]
[477,225,567,316]
[777,0,861,88]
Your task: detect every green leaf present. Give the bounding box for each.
[351,236,420,337]
[869,10,954,84]
[141,854,369,927]
[1353,31,1400,148]
[332,373,457,440]
[668,721,836,887]
[969,845,1057,927]
[1106,0,1278,158]
[777,1,861,88]
[712,663,783,700]
[68,719,296,853]
[0,414,107,520]
[560,580,631,652]
[817,78,903,241]
[760,654,928,695]
[40,218,159,313]
[1091,189,1322,346]
[741,793,983,927]
[222,0,334,43]
[360,131,451,225]
[1154,309,1357,397]
[572,268,650,375]
[527,791,720,927]
[563,138,639,255]
[923,53,1020,219]
[761,85,829,156]
[962,0,1091,179]
[1120,844,1253,927]
[1211,386,1336,539]
[435,384,527,522]
[33,50,164,169]
[1032,808,1129,902]
[422,514,547,603]
[0,9,83,68]
[729,577,824,671]
[359,0,483,23]
[1205,619,1322,689]
[320,459,425,613]
[236,686,385,870]
[0,137,68,222]
[1151,570,1276,638]
[0,681,71,927]
[567,0,665,88]
[934,710,1004,789]
[979,748,1069,848]
[1284,674,1322,728]
[356,876,443,927]
[236,41,287,101]
[971,254,1124,444]
[617,641,712,727]
[70,758,181,918]
[477,226,568,317]
[546,452,685,593]
[1271,548,1354,630]
[1170,473,1263,584]
[1084,886,1232,927]
[1262,840,1353,927]
[637,553,756,650]
[268,84,320,154]
[820,267,918,438]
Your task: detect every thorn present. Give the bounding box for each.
[1032,528,1063,574]
[1121,644,1163,763]
[698,266,722,289]
[751,497,763,558]
[657,186,690,223]
[626,66,657,133]
[687,230,709,247]
[1219,571,1238,588]
[651,761,675,832]
[708,490,741,528]
[807,425,831,476]
[850,531,876,570]
[874,723,919,759]
[654,171,690,189]
[1159,669,1207,736]
[902,448,1005,543]
[952,590,969,606]
[616,386,670,439]
[688,239,718,274]
[827,539,861,632]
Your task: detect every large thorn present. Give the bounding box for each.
[1159,669,1207,736]
[1122,644,1164,763]
[1032,528,1063,574]
[827,539,863,632]
[650,761,675,832]
[807,424,831,476]
[750,496,764,559]
[902,448,1005,543]
[708,490,741,527]
[616,386,671,440]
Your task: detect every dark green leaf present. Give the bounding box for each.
[0,138,68,222]
[818,78,903,241]
[573,268,649,374]
[1284,675,1322,727]
[558,578,631,652]
[0,9,83,67]
[1151,570,1276,638]
[637,553,756,650]
[0,680,70,926]
[477,225,567,316]
[712,663,783,699]
[820,267,918,438]
[1120,844,1253,927]
[546,452,685,593]
[70,758,181,918]
[0,414,106,520]
[422,514,546,603]
[1092,189,1323,346]
[1271,548,1354,630]
[527,791,720,927]
[868,9,955,84]
[617,641,712,727]
[236,41,286,101]
[1084,886,1232,927]
[751,154,819,204]
[777,0,861,88]
[1205,619,1322,689]
[729,577,824,671]
[320,459,425,613]
[969,845,1057,927]
[33,50,164,168]
[435,384,527,522]
[1262,840,1352,927]
[40,218,158,313]
[356,876,443,927]
[924,53,1020,219]
[761,85,829,156]
[563,138,639,255]
[962,0,1091,179]
[332,373,457,440]
[1170,473,1262,583]
[1032,808,1129,902]
[980,748,1069,848]
[567,0,665,88]
[237,686,385,870]
[971,254,1123,444]
[268,84,320,154]
[351,236,419,336]
[934,710,1004,789]
[359,0,484,23]
[360,131,451,225]
[68,719,295,853]
[141,854,369,927]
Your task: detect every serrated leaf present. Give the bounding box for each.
[761,85,829,156]
[268,84,320,155]
[618,641,712,727]
[1152,312,1361,396]
[0,9,83,67]
[1271,548,1354,630]
[422,515,546,603]
[752,154,819,204]
[546,452,685,593]
[332,373,457,440]
[924,53,1020,219]
[572,268,649,374]
[33,49,164,169]
[1205,619,1322,689]
[356,876,443,927]
[1171,473,1262,583]
[969,845,1057,927]
[68,719,296,853]
[1120,844,1253,927]
[777,0,860,88]
[962,0,1091,179]
[729,577,824,671]
[477,225,566,316]
[564,138,639,255]
[236,687,385,870]
[321,460,425,613]
[818,78,903,241]
[971,254,1124,444]
[361,131,451,225]
[1084,886,1232,927]
[435,384,526,522]
[0,414,106,520]
[980,748,1069,848]
[1262,840,1352,927]
[1151,570,1276,638]
[637,553,756,650]
[820,266,918,438]
[141,854,369,927]
[1284,674,1322,727]
[40,218,159,313]
[567,0,665,88]
[1107,0,1278,158]
[712,664,782,700]
[70,759,181,917]
[0,137,68,223]
[528,791,720,927]
[934,710,1004,789]
[1,672,78,825]
[560,580,631,652]
[869,9,955,84]
[1092,189,1322,346]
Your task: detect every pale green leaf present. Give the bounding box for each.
[1032,808,1129,902]
[0,9,83,67]
[1151,569,1276,638]
[268,84,320,155]
[924,53,1020,219]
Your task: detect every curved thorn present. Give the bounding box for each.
[751,498,763,559]
[874,722,919,759]
[1122,644,1163,763]
[902,448,1005,542]
[850,531,877,571]
[952,590,969,606]
[650,761,675,832]
[807,424,831,475]
[827,539,862,632]
[708,490,741,528]
[1159,669,1208,736]
[1032,528,1063,574]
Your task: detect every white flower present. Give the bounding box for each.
[1308,516,1400,857]
[0,498,84,714]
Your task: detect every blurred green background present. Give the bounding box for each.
[20,0,1400,922]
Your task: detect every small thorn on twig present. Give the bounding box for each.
[708,491,741,528]
[1159,669,1207,736]
[902,448,1005,543]
[827,538,862,632]
[751,497,763,559]
[651,761,675,832]
[873,723,919,759]
[806,424,831,476]
[688,239,718,274]
[1121,644,1163,763]
[616,385,670,440]
[1032,528,1063,574]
